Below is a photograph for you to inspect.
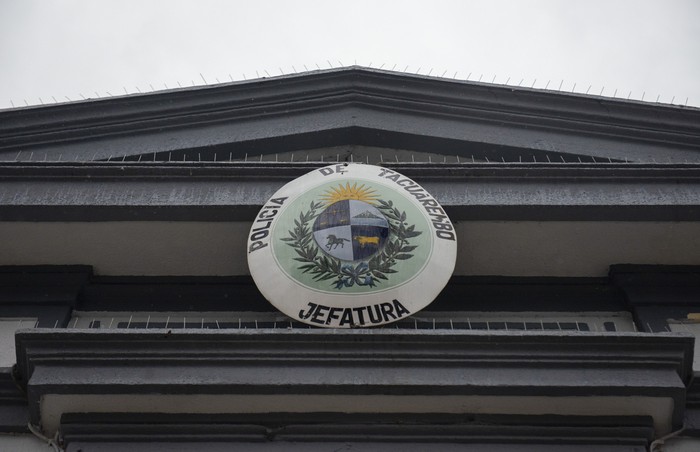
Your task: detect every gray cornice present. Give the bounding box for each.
[14,329,694,436]
[1,68,699,164]
[1,162,700,221]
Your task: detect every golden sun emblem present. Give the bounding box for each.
[320,182,379,205]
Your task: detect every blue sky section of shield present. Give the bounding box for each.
[313,200,354,261]
[313,225,354,261]
[313,200,389,261]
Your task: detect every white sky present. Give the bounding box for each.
[1,0,699,109]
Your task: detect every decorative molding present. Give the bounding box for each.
[58,412,655,450]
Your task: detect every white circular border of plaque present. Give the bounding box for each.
[247,163,457,328]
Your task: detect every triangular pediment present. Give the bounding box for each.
[1,67,699,164]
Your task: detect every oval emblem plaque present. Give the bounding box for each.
[247,163,457,328]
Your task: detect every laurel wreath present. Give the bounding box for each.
[280,199,422,289]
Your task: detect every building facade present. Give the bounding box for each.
[1,67,700,451]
